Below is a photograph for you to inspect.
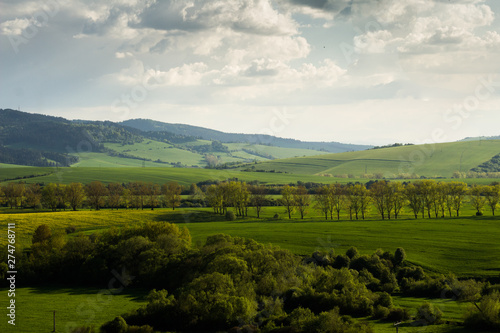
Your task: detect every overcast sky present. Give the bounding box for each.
[1,0,500,145]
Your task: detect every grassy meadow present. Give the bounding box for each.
[0,286,147,333]
[249,140,500,178]
[2,207,499,279]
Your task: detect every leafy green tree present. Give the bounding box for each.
[394,248,406,265]
[405,183,423,219]
[370,181,389,219]
[146,182,160,210]
[162,181,182,210]
[314,186,330,220]
[100,316,128,333]
[416,302,443,325]
[2,182,24,209]
[250,185,267,218]
[25,183,42,209]
[293,185,310,219]
[107,183,124,210]
[42,183,59,211]
[178,272,257,329]
[435,182,449,218]
[484,184,500,216]
[65,182,85,211]
[419,180,437,219]
[85,181,108,210]
[129,181,147,210]
[389,182,406,219]
[448,181,468,217]
[56,183,67,210]
[281,185,296,219]
[206,184,223,214]
[328,183,344,220]
[469,185,486,215]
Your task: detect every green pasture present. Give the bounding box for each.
[2,208,499,278]
[224,143,330,160]
[250,140,500,178]
[70,152,172,168]
[104,141,205,167]
[0,167,366,186]
[0,286,147,333]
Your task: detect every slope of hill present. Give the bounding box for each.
[0,109,332,168]
[243,140,500,178]
[120,118,372,153]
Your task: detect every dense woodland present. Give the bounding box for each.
[1,179,499,219]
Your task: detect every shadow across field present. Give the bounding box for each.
[154,210,230,224]
[26,285,148,302]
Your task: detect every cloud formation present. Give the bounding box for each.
[0,0,499,144]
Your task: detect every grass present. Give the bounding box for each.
[70,152,172,168]
[249,140,500,178]
[104,141,205,167]
[0,167,367,186]
[2,208,499,279]
[369,295,476,333]
[3,165,498,187]
[0,286,147,333]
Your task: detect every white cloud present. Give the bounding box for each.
[0,18,31,35]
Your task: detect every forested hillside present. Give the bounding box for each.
[121,118,373,153]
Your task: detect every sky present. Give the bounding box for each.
[1,0,500,146]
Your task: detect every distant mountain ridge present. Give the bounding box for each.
[120,118,372,153]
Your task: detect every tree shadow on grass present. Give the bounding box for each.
[154,210,229,223]
[25,285,148,302]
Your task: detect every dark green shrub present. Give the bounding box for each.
[416,302,443,325]
[332,255,350,269]
[273,213,280,219]
[464,291,500,330]
[387,308,411,322]
[226,210,236,221]
[346,246,359,259]
[372,305,390,319]
[101,316,128,333]
[375,292,393,308]
[70,327,95,333]
[126,325,153,333]
[394,248,406,265]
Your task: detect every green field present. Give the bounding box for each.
[2,208,499,278]
[0,286,147,333]
[248,140,500,178]
[104,141,205,167]
[0,167,364,186]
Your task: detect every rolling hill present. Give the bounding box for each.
[120,118,372,153]
[0,109,358,168]
[242,140,500,178]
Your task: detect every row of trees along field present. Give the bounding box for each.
[0,179,499,219]
[3,222,499,332]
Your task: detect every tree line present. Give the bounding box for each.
[1,179,499,220]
